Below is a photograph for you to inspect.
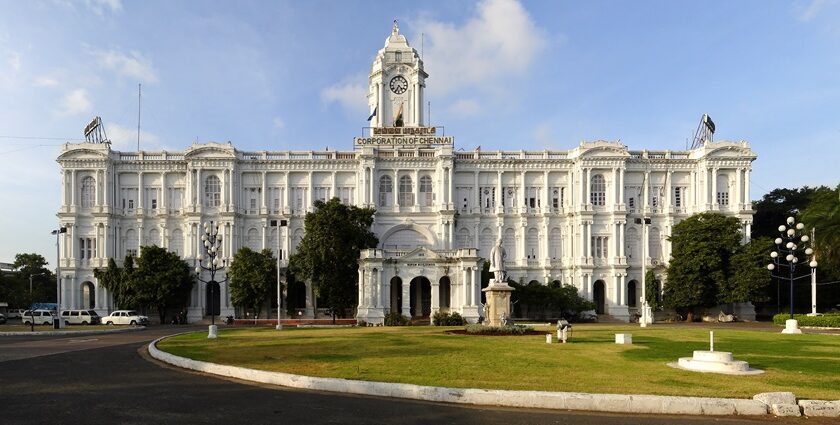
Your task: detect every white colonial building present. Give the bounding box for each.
[56,23,756,324]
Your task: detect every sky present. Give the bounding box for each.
[1,0,839,264]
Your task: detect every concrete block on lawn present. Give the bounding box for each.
[615,333,632,344]
[798,400,840,417]
[754,391,797,406]
[771,404,801,417]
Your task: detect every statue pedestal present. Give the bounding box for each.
[482,282,515,327]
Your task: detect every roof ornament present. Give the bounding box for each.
[392,19,399,35]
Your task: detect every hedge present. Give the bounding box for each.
[464,324,530,335]
[772,313,840,328]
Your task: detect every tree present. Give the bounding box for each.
[133,246,194,323]
[1,253,57,307]
[723,237,775,304]
[645,269,662,311]
[751,187,818,239]
[94,257,139,309]
[664,212,742,320]
[289,198,378,321]
[801,184,840,277]
[228,247,277,318]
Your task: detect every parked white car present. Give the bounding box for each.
[6,309,26,319]
[101,310,149,325]
[21,310,55,325]
[60,309,101,325]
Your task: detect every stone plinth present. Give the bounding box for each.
[673,350,764,375]
[615,333,632,344]
[781,319,802,334]
[482,283,514,327]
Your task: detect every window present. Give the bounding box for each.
[204,175,221,207]
[394,51,402,62]
[456,187,472,212]
[502,187,517,209]
[338,187,354,205]
[628,197,635,209]
[80,176,95,208]
[674,187,683,207]
[313,187,329,204]
[169,188,183,210]
[399,176,414,206]
[590,174,606,206]
[151,199,158,210]
[551,188,560,209]
[525,187,540,210]
[128,199,135,209]
[480,187,496,211]
[292,187,306,212]
[419,175,433,206]
[590,236,609,258]
[244,188,260,214]
[717,191,729,206]
[379,176,392,207]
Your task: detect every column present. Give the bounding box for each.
[471,267,479,306]
[70,170,76,207]
[393,169,399,207]
[221,170,227,208]
[196,168,202,209]
[744,169,751,207]
[448,167,453,207]
[377,82,384,127]
[579,221,585,261]
[229,169,235,210]
[519,221,526,265]
[413,169,419,208]
[463,268,470,306]
[358,269,365,308]
[619,222,626,257]
[665,170,672,212]
[619,168,625,206]
[448,221,454,250]
[612,168,618,207]
[735,168,743,211]
[473,171,479,212]
[284,171,291,213]
[584,168,590,206]
[521,170,527,212]
[496,171,503,213]
[138,171,144,212]
[331,171,337,202]
[642,170,649,213]
[401,279,410,317]
[619,274,627,306]
[711,168,718,208]
[307,171,314,211]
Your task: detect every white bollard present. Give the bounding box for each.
[546,333,553,344]
[710,330,714,352]
[208,324,218,339]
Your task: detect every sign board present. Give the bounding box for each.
[355,136,454,146]
[0,262,14,271]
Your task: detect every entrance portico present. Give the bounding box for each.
[357,247,482,325]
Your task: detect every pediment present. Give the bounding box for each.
[704,141,755,159]
[57,146,110,161]
[577,141,629,158]
[399,246,442,261]
[184,143,236,159]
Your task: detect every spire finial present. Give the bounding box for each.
[392,19,399,35]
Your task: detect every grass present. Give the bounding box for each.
[156,324,840,399]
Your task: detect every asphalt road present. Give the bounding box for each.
[0,325,829,425]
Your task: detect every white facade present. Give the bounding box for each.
[55,24,756,324]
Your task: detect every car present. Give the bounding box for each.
[60,309,101,325]
[0,313,6,324]
[101,310,149,326]
[21,310,55,325]
[5,309,26,319]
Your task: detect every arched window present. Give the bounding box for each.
[526,228,539,259]
[80,176,95,208]
[649,227,662,260]
[247,228,260,251]
[504,228,517,262]
[590,174,606,206]
[379,175,392,207]
[549,228,562,259]
[716,174,730,207]
[479,227,494,257]
[124,229,137,258]
[419,175,433,206]
[204,175,221,207]
[148,228,161,247]
[399,176,414,206]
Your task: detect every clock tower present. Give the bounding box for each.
[368,21,427,128]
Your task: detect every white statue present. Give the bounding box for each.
[489,238,507,283]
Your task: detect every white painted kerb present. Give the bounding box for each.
[148,336,770,416]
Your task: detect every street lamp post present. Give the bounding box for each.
[50,227,67,329]
[195,221,227,339]
[767,216,817,334]
[270,219,288,330]
[636,217,653,327]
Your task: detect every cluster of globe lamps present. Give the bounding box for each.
[766,217,817,334]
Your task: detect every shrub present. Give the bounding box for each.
[772,313,840,328]
[464,324,530,335]
[356,320,368,327]
[432,311,466,326]
[384,311,410,326]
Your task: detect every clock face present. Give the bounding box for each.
[389,75,408,94]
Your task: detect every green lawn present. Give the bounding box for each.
[156,324,840,399]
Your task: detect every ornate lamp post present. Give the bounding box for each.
[767,216,817,334]
[195,221,227,339]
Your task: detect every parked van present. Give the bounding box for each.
[60,309,101,325]
[21,310,54,325]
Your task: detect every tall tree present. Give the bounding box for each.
[133,246,194,323]
[93,257,138,309]
[723,237,774,304]
[664,212,742,320]
[12,253,56,305]
[289,198,378,321]
[801,184,840,277]
[751,187,818,239]
[228,247,277,318]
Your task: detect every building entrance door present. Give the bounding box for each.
[409,276,431,318]
[593,280,606,314]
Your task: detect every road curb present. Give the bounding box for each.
[0,326,147,337]
[146,334,840,417]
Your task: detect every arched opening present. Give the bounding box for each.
[627,280,638,307]
[590,174,606,206]
[409,276,431,318]
[379,175,392,207]
[593,280,606,314]
[438,276,451,310]
[287,280,307,311]
[382,227,430,250]
[390,276,403,314]
[81,281,95,309]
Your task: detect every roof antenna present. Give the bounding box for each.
[137,83,141,151]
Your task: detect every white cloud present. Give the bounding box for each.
[448,98,481,116]
[105,122,163,151]
[58,88,92,116]
[33,76,59,87]
[415,0,548,95]
[91,48,158,83]
[797,0,833,21]
[272,117,285,129]
[320,75,368,115]
[85,0,123,15]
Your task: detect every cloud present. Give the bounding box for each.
[8,51,20,71]
[448,98,481,116]
[58,88,92,116]
[105,122,163,151]
[415,0,548,95]
[85,0,123,15]
[91,48,158,83]
[272,117,285,129]
[796,0,833,21]
[320,75,368,115]
[33,76,59,87]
